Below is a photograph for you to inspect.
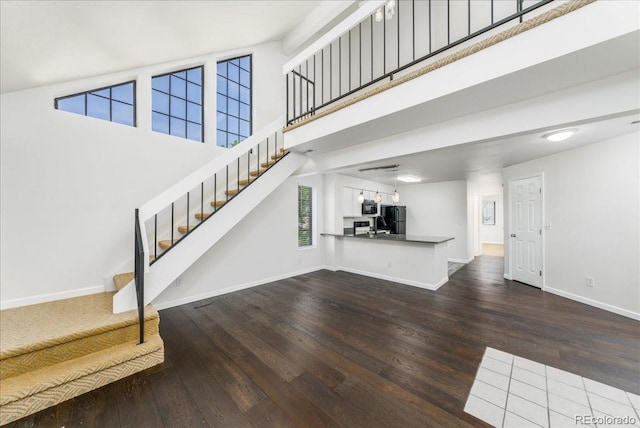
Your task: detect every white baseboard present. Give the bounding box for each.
[543,286,640,321]
[336,266,447,291]
[153,266,328,311]
[0,285,106,310]
[504,273,513,280]
[449,257,474,264]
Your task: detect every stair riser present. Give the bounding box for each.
[0,344,164,425]
[0,318,160,380]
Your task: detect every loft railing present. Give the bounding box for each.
[285,0,553,126]
[131,117,287,342]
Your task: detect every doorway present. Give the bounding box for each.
[481,194,504,257]
[508,175,543,288]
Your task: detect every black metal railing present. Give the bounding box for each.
[131,132,287,343]
[134,208,145,345]
[285,0,553,126]
[146,131,287,266]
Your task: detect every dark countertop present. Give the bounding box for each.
[321,233,454,244]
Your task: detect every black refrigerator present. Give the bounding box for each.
[382,206,406,234]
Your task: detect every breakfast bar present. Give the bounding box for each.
[321,233,454,291]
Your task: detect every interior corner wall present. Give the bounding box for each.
[398,180,471,263]
[503,131,640,318]
[0,41,287,305]
[153,174,325,309]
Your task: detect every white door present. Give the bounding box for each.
[510,176,543,288]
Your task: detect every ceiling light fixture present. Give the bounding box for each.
[375,7,383,22]
[543,128,577,142]
[358,164,399,172]
[392,169,400,203]
[397,175,421,183]
[385,0,396,20]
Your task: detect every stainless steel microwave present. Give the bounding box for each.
[362,199,377,215]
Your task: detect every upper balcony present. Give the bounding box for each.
[282,0,640,163]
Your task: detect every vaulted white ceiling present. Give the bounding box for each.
[0,0,330,93]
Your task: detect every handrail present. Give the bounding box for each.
[134,209,145,345]
[285,0,554,127]
[136,115,285,274]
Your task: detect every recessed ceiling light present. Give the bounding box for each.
[542,128,577,142]
[397,175,421,183]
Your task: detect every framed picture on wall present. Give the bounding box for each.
[482,201,496,225]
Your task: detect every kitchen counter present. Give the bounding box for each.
[322,232,454,291]
[321,233,454,244]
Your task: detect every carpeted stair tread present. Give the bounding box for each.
[0,344,163,425]
[210,200,226,208]
[195,212,212,220]
[270,151,287,160]
[1,316,160,380]
[249,168,267,177]
[158,239,177,250]
[1,334,164,406]
[178,225,196,234]
[113,272,134,291]
[238,177,255,186]
[0,293,158,361]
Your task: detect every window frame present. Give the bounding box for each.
[54,80,137,127]
[151,65,204,142]
[216,54,252,148]
[298,185,314,248]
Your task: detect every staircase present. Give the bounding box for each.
[0,117,303,424]
[111,116,305,315]
[0,293,163,425]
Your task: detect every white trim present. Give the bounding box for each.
[152,266,327,311]
[481,241,505,245]
[504,273,513,280]
[449,257,474,264]
[336,266,448,291]
[543,287,640,321]
[282,0,386,73]
[0,285,105,310]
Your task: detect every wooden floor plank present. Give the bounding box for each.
[6,256,639,427]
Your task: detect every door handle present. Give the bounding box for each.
[510,233,516,238]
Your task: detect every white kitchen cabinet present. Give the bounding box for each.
[343,187,363,217]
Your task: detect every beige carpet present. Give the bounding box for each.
[0,293,164,425]
[482,243,505,257]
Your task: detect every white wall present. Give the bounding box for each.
[503,132,640,319]
[0,41,288,304]
[481,194,504,244]
[153,174,325,308]
[397,180,472,262]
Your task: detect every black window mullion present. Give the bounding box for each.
[55,80,135,127]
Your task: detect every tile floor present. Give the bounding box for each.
[464,347,640,427]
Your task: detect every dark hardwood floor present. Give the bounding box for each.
[9,256,640,427]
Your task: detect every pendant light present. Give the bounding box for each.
[357,190,365,204]
[374,191,381,203]
[392,169,400,203]
[375,8,383,22]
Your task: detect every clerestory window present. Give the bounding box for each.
[216,55,252,148]
[55,81,135,126]
[152,66,203,142]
